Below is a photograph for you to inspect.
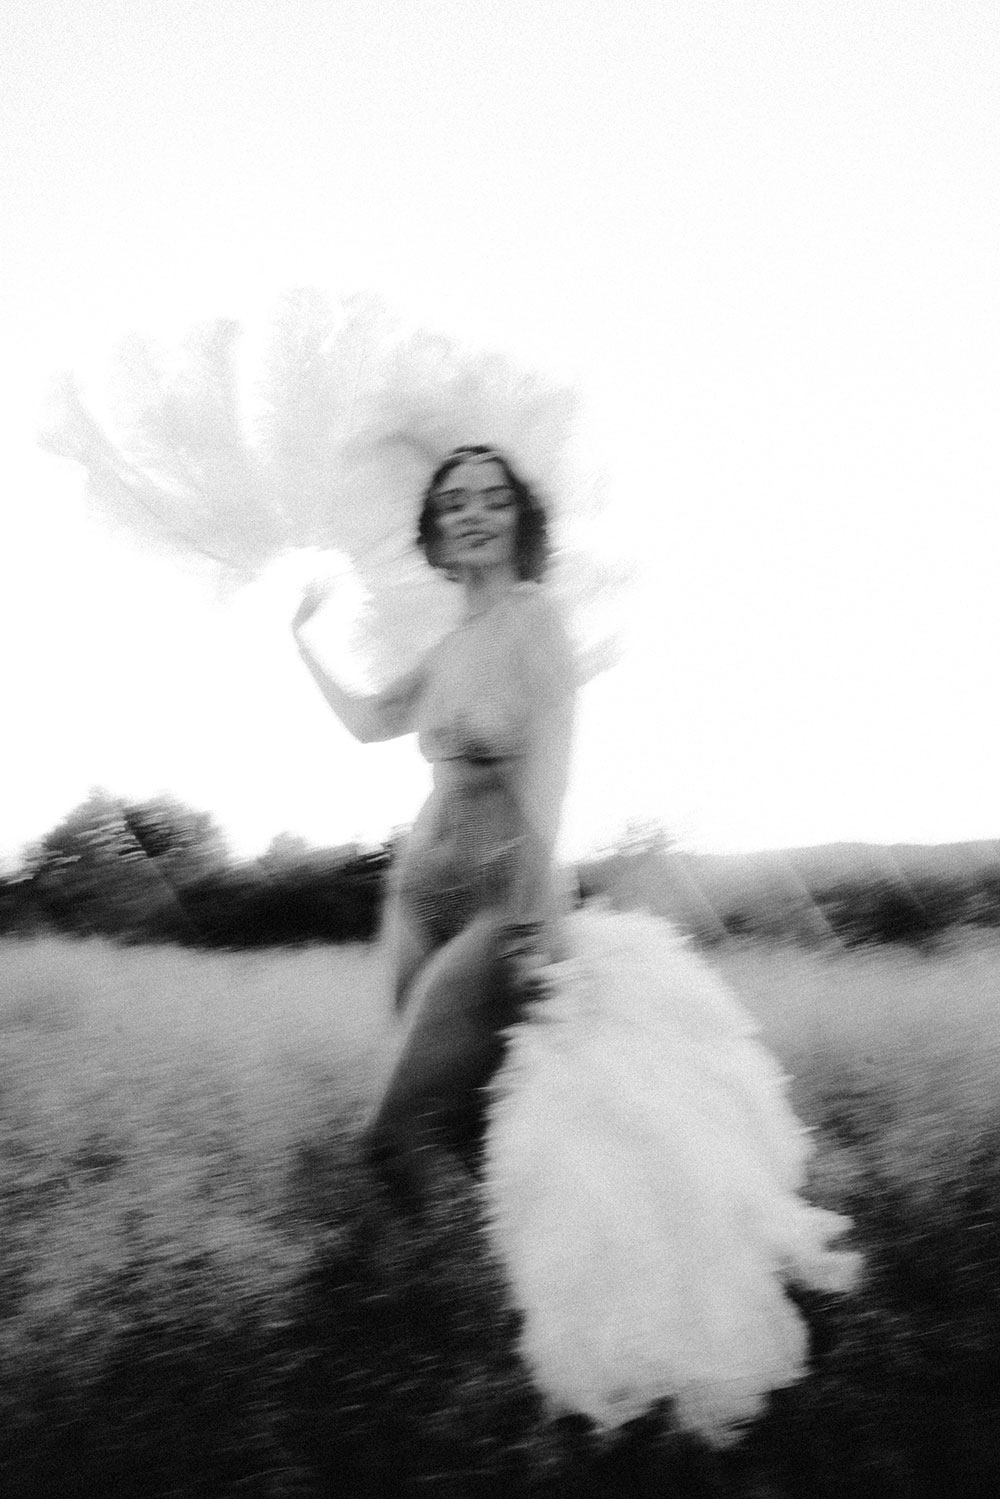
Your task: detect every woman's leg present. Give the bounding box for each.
[364,911,521,1198]
[381,888,436,1013]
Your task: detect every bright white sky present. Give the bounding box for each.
[2,0,999,868]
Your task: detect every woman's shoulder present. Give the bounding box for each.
[510,581,569,632]
[509,583,576,684]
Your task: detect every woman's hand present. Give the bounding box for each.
[291,578,335,636]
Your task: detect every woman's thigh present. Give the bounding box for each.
[368,911,520,1139]
[381,890,436,1013]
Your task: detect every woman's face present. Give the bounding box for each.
[431,458,520,574]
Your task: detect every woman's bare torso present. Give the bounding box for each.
[396,764,534,943]
[392,584,574,946]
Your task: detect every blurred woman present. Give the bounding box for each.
[293,440,860,1447]
[293,445,574,1194]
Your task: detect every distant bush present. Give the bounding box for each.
[174,847,393,947]
[965,870,1000,929]
[580,840,1000,952]
[3,790,393,948]
[816,875,979,950]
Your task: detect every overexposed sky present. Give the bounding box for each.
[2,0,999,866]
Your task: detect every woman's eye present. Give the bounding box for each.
[433,486,513,515]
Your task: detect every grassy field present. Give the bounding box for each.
[3,931,1000,1498]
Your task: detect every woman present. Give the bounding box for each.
[46,309,858,1446]
[292,440,859,1447]
[292,444,576,1196]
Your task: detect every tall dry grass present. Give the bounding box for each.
[0,939,392,1497]
[3,931,1000,1497]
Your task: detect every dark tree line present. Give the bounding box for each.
[3,792,999,950]
[0,790,392,948]
[579,833,1000,952]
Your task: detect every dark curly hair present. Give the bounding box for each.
[416,445,550,581]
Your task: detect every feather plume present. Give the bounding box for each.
[40,290,632,681]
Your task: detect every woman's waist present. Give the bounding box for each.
[422,787,530,856]
[398,785,532,887]
[428,759,525,821]
[395,837,523,916]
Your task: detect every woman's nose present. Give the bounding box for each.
[457,494,487,524]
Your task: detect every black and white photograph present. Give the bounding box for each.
[2,4,999,1495]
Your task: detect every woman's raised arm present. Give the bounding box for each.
[291,583,425,744]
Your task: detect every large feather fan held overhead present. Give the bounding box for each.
[40,289,630,687]
[41,289,859,1448]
